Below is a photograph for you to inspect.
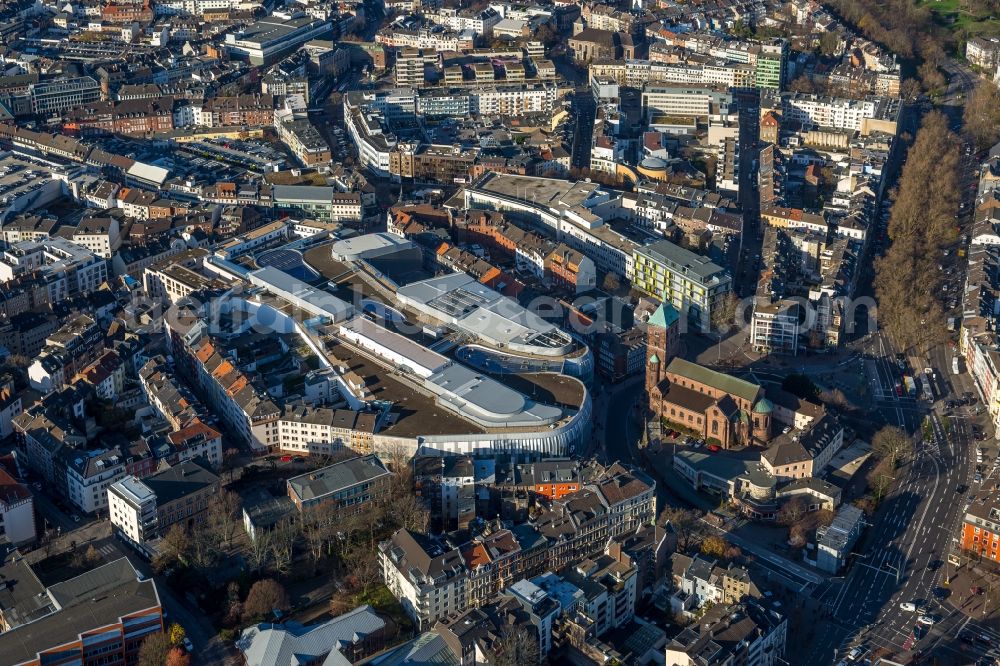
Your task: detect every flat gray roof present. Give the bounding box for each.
[473,172,602,210]
[272,184,335,203]
[110,475,155,508]
[396,273,571,352]
[248,266,353,322]
[635,239,729,283]
[425,363,563,428]
[233,15,322,46]
[331,233,418,261]
[340,316,448,374]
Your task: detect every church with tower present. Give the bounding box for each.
[645,303,773,448]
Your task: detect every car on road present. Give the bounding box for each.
[182,637,193,653]
[900,602,917,612]
[847,647,863,660]
[917,615,936,625]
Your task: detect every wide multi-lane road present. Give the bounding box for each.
[801,58,992,664]
[798,326,968,663]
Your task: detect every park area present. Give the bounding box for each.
[919,0,1000,42]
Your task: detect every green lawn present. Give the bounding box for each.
[351,585,414,633]
[918,0,1000,39]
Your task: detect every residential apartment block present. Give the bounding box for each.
[632,240,732,331]
[109,459,220,551]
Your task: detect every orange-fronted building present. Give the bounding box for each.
[959,489,1000,562]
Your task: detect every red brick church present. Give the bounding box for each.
[645,304,773,448]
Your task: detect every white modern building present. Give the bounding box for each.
[109,460,220,550]
[0,238,107,301]
[379,529,468,630]
[66,449,127,515]
[108,476,157,546]
[224,15,333,65]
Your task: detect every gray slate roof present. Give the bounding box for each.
[237,605,386,666]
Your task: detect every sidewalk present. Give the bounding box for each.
[943,564,1000,624]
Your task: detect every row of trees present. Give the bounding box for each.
[153,489,243,574]
[874,111,960,355]
[153,447,430,585]
[964,80,1000,151]
[826,0,949,92]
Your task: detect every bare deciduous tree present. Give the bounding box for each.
[246,529,272,574]
[872,425,912,469]
[269,518,298,576]
[493,625,541,666]
[207,489,242,551]
[345,544,381,596]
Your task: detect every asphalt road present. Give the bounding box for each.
[798,58,987,665]
[570,91,596,171]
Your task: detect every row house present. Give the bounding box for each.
[139,355,209,431]
[434,243,519,295]
[463,529,525,608]
[380,529,468,631]
[187,338,280,453]
[0,465,35,545]
[545,246,597,294]
[101,2,154,23]
[197,94,275,128]
[463,216,554,278]
[72,349,126,401]
[381,464,656,630]
[28,315,106,393]
[275,402,379,456]
[63,98,174,136]
[118,188,159,220]
[665,598,787,666]
[0,378,23,440]
[72,215,121,259]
